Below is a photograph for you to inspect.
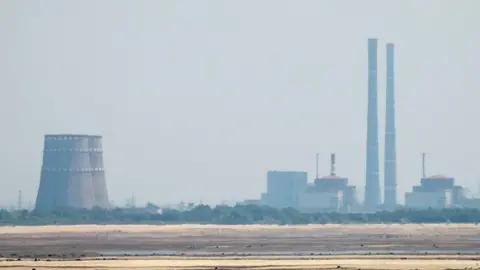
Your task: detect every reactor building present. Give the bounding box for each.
[405,153,465,209]
[34,134,111,211]
[298,153,359,213]
[405,175,459,209]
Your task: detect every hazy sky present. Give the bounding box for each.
[1,1,479,207]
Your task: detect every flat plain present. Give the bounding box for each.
[1,224,480,269]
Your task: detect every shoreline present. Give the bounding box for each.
[3,251,480,259]
[2,224,480,264]
[3,254,480,259]
[2,254,480,270]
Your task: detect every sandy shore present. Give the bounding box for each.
[1,224,480,269]
[2,255,480,269]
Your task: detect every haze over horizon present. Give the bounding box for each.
[0,1,479,207]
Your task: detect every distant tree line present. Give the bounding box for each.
[1,204,480,225]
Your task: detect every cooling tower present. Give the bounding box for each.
[88,135,110,208]
[364,38,381,212]
[384,43,397,211]
[35,134,96,211]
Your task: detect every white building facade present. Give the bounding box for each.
[298,190,343,213]
[405,190,452,209]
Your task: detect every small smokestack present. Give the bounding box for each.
[422,152,427,179]
[330,153,336,176]
[316,153,319,179]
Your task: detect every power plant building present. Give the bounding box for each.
[405,175,463,209]
[35,134,110,211]
[264,171,308,209]
[404,154,466,209]
[298,154,359,213]
[298,188,343,213]
[406,189,452,209]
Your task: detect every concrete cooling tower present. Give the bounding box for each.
[88,135,110,208]
[35,134,110,211]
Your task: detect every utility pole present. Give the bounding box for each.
[17,190,22,210]
[422,152,427,179]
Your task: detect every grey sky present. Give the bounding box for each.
[0,1,479,206]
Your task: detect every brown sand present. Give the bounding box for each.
[1,224,480,255]
[1,224,480,269]
[2,255,480,269]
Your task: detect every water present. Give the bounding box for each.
[100,249,480,256]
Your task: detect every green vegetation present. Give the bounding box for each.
[1,204,480,225]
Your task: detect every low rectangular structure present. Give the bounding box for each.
[298,190,343,213]
[405,190,452,209]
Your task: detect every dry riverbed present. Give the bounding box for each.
[1,224,480,269]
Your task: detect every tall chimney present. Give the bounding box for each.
[330,153,336,176]
[364,38,381,212]
[384,43,397,211]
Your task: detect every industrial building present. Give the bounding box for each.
[263,171,308,209]
[298,154,359,213]
[238,199,261,206]
[35,134,111,211]
[405,154,464,209]
[298,188,343,213]
[249,38,386,213]
[461,198,480,209]
[241,39,480,213]
[405,175,458,209]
